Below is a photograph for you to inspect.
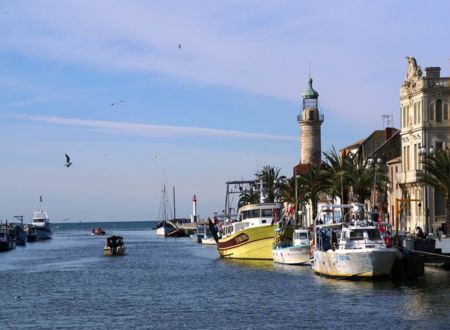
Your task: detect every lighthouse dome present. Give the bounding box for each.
[302,78,319,99]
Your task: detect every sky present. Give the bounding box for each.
[1,0,450,222]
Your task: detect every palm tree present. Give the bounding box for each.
[255,165,286,202]
[238,188,260,208]
[322,147,351,204]
[346,152,374,203]
[296,165,326,221]
[417,149,450,233]
[278,176,295,204]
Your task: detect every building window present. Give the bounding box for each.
[429,103,435,121]
[444,104,449,121]
[414,144,418,169]
[308,110,314,120]
[436,141,443,150]
[418,102,421,122]
[402,107,405,128]
[435,190,446,216]
[407,146,410,171]
[414,103,417,124]
[436,99,443,123]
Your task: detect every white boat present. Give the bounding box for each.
[272,228,311,265]
[201,237,217,245]
[312,203,400,278]
[155,221,178,237]
[156,170,174,237]
[32,210,53,240]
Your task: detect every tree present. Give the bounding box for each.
[417,149,450,233]
[278,176,295,204]
[255,165,286,203]
[296,165,326,221]
[238,188,260,208]
[322,147,351,204]
[346,151,374,203]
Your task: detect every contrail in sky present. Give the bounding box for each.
[12,115,297,141]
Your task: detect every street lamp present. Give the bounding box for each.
[368,157,382,210]
[418,145,435,234]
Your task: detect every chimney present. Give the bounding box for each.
[425,67,441,78]
[385,127,395,141]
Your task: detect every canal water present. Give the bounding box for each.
[1,221,450,329]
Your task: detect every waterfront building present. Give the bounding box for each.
[340,127,399,217]
[399,57,450,235]
[293,78,324,226]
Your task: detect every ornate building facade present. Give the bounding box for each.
[399,57,450,234]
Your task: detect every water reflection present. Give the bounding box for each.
[221,258,275,271]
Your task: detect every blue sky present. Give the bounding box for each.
[1,1,450,222]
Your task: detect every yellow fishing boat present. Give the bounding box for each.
[213,180,294,260]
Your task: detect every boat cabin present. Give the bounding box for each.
[33,211,49,224]
[221,203,281,239]
[339,222,386,250]
[293,229,310,247]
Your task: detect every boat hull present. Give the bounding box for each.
[313,248,399,278]
[201,237,217,245]
[0,240,16,252]
[35,227,53,240]
[217,225,275,260]
[272,246,310,265]
[104,246,126,256]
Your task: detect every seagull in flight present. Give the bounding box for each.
[14,296,21,300]
[65,154,72,168]
[111,100,125,106]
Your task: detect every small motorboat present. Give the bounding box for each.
[104,235,125,256]
[92,227,106,235]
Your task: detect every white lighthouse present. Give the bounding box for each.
[190,194,198,223]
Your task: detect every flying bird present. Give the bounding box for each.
[178,43,181,49]
[111,100,124,106]
[14,296,21,300]
[65,154,72,168]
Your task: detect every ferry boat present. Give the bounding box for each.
[272,228,311,265]
[312,203,400,278]
[32,209,53,240]
[214,179,293,260]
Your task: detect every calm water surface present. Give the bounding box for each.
[1,221,450,329]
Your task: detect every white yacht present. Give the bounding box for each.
[32,209,53,240]
[312,204,400,278]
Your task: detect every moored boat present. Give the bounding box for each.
[0,227,16,252]
[24,224,38,242]
[312,204,400,278]
[104,235,126,256]
[272,228,311,265]
[214,179,293,260]
[201,237,217,245]
[32,210,53,240]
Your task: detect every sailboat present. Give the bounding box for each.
[155,170,181,237]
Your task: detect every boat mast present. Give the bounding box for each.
[173,186,176,221]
